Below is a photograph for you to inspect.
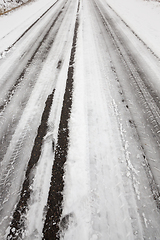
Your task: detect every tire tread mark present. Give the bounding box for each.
[94,0,160,209]
[42,1,80,239]
[6,90,55,239]
[0,9,63,113]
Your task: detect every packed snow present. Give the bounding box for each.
[60,0,160,238]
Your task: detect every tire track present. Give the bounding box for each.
[94,0,160,208]
[0,1,66,113]
[42,2,80,239]
[0,0,59,57]
[0,0,70,161]
[0,0,79,236]
[7,90,55,239]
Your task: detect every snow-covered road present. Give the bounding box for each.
[0,0,160,239]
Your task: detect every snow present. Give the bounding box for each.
[1,0,160,239]
[60,9,91,239]
[1,0,160,58]
[60,0,137,238]
[104,0,160,59]
[60,0,160,238]
[0,0,79,236]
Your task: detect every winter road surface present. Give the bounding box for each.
[1,0,160,239]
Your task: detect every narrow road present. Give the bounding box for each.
[0,0,160,239]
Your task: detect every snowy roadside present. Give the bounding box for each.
[0,0,57,55]
[105,0,160,59]
[0,0,30,15]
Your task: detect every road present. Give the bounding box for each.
[0,0,160,239]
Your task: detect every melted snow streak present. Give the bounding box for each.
[94,0,160,208]
[7,91,55,239]
[42,2,80,239]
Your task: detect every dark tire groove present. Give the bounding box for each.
[7,90,55,240]
[0,0,69,162]
[42,2,80,239]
